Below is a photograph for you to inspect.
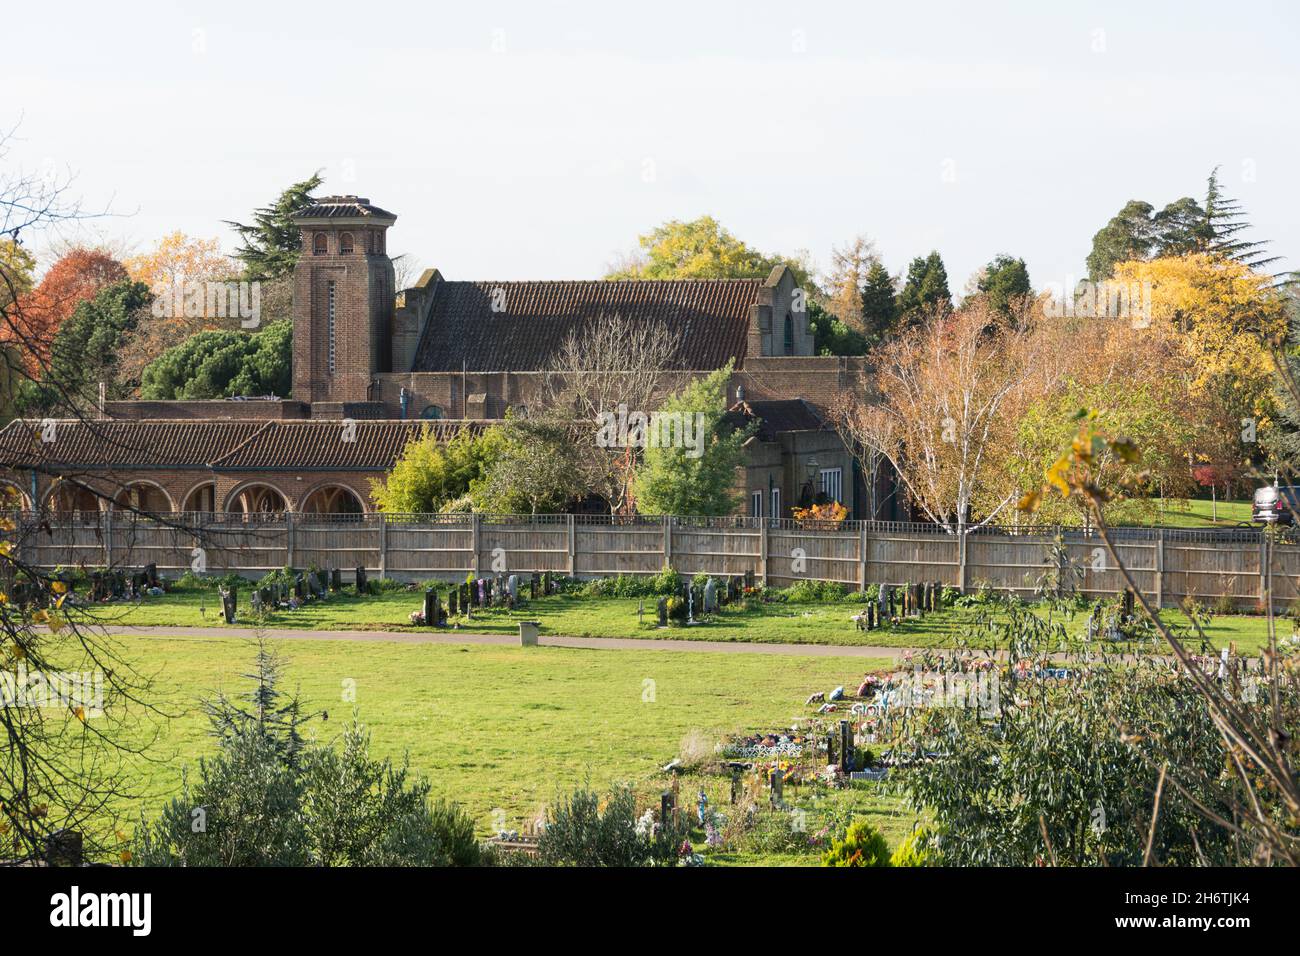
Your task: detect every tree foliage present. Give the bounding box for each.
[606,215,810,287]
[17,278,152,412]
[370,425,504,514]
[139,319,291,400]
[976,254,1031,318]
[633,362,754,516]
[134,643,483,867]
[895,251,950,327]
[226,173,323,280]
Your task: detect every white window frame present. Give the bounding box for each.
[819,467,843,504]
[751,491,763,518]
[771,487,781,521]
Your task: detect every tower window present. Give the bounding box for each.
[783,313,793,354]
[313,232,327,256]
[327,280,336,376]
[339,232,354,255]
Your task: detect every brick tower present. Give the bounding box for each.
[291,196,397,406]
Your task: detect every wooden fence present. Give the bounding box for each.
[11,512,1297,610]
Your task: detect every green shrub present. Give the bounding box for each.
[650,566,682,596]
[890,823,941,867]
[822,819,891,867]
[665,595,687,623]
[736,809,813,855]
[536,783,688,867]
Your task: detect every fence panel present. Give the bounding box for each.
[10,511,1300,607]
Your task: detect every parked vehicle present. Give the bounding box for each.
[1251,485,1300,524]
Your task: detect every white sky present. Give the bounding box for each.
[5,0,1297,290]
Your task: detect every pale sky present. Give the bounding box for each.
[5,0,1297,290]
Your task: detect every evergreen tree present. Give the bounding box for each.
[139,319,292,400]
[1086,200,1158,281]
[806,299,868,356]
[977,254,1031,318]
[16,278,151,413]
[860,261,898,342]
[895,251,950,326]
[201,640,313,770]
[1203,166,1278,271]
[226,172,323,280]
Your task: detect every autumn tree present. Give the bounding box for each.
[1111,253,1286,452]
[119,231,235,387]
[837,300,1036,532]
[12,248,127,371]
[605,215,811,287]
[822,234,879,333]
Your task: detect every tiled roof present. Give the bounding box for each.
[725,399,826,442]
[292,196,397,221]
[0,418,481,472]
[209,420,483,471]
[0,420,269,470]
[411,279,762,372]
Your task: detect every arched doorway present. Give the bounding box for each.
[47,481,102,518]
[226,483,289,516]
[181,482,217,513]
[300,484,365,516]
[111,481,174,515]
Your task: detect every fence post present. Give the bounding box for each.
[760,519,769,587]
[663,515,672,569]
[1260,532,1269,611]
[471,512,480,576]
[567,513,576,575]
[377,514,387,579]
[1154,527,1164,609]
[858,522,868,592]
[957,529,968,593]
[285,511,295,569]
[103,508,113,568]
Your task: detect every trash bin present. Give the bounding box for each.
[519,621,540,647]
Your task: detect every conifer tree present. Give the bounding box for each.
[227,173,323,280]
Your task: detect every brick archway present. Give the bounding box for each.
[111,480,175,515]
[299,482,366,515]
[224,481,290,515]
[46,480,102,516]
[181,481,217,513]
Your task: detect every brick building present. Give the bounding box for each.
[0,195,896,520]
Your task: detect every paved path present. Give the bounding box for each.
[95,624,915,659]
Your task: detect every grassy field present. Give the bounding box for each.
[1143,498,1254,527]
[96,631,895,855]
[78,585,1285,656]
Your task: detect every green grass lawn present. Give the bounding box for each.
[1144,498,1254,527]
[99,632,894,854]
[78,585,1285,656]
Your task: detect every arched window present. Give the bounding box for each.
[783,313,794,354]
[339,232,354,254]
[420,405,445,420]
[312,232,328,256]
